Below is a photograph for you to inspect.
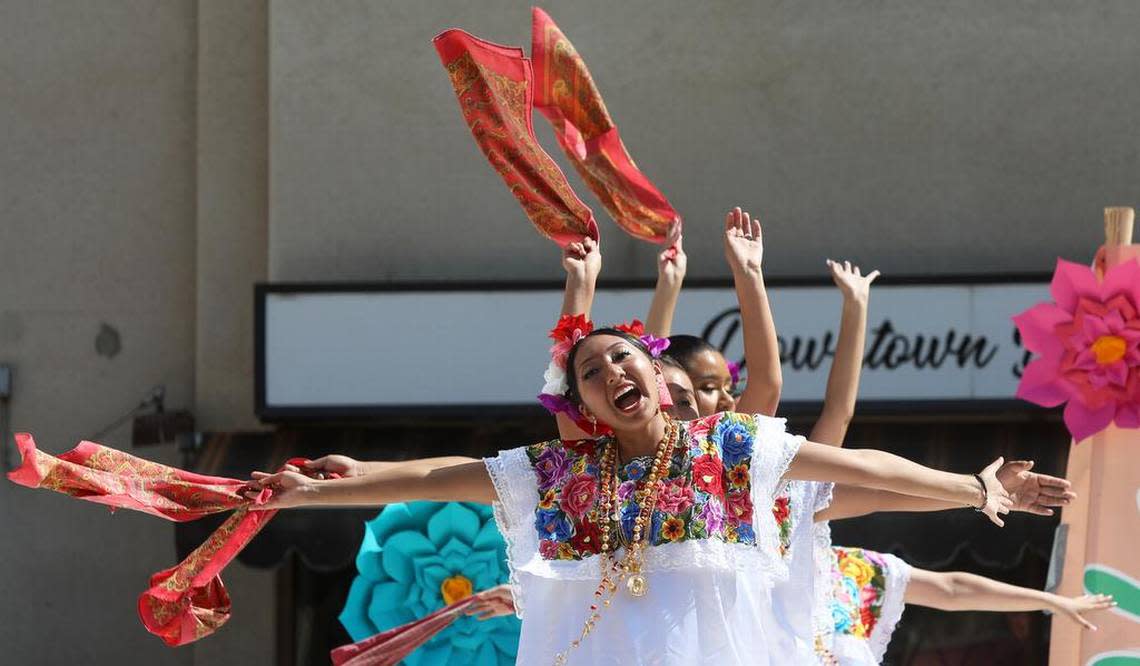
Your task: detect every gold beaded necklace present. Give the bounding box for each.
[553,415,679,665]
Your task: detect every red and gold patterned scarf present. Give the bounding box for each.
[531,7,679,243]
[8,432,309,646]
[434,29,598,247]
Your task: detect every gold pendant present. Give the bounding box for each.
[626,573,648,597]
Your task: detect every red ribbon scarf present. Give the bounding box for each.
[531,7,679,243]
[434,29,598,247]
[330,596,478,666]
[7,432,307,646]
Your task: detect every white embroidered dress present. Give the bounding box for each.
[484,413,804,665]
[764,480,835,664]
[812,520,912,665]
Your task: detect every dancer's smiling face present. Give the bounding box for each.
[683,349,735,417]
[568,332,662,429]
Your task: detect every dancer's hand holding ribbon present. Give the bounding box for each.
[297,454,364,479]
[562,235,602,286]
[657,221,686,288]
[243,469,319,509]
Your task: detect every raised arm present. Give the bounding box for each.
[785,442,1013,525]
[560,236,601,319]
[725,207,782,416]
[557,237,602,440]
[809,260,878,445]
[816,459,1075,521]
[905,568,1115,631]
[245,459,495,508]
[645,222,686,338]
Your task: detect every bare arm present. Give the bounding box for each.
[645,222,685,337]
[905,569,1115,630]
[246,460,496,508]
[810,260,878,445]
[296,454,478,479]
[560,236,600,319]
[816,485,958,521]
[725,207,782,416]
[816,459,1076,521]
[556,237,602,440]
[785,442,1012,525]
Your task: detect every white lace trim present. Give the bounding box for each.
[751,416,803,576]
[776,479,833,566]
[811,520,837,646]
[484,447,538,619]
[513,535,789,587]
[811,480,835,515]
[869,553,911,662]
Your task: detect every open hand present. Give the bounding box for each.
[996,460,1076,516]
[657,221,686,287]
[827,259,879,305]
[723,207,763,274]
[1054,594,1116,631]
[562,236,602,284]
[978,457,1015,527]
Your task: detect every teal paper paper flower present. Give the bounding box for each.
[339,502,520,665]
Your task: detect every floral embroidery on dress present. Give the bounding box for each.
[829,547,888,638]
[524,413,760,560]
[772,493,793,557]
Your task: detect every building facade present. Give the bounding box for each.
[4,1,1139,664]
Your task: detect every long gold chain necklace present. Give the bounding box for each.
[553,416,678,665]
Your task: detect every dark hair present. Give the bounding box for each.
[564,328,652,403]
[663,334,719,373]
[657,354,685,371]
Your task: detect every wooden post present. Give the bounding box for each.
[1048,207,1140,666]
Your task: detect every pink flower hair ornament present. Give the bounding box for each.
[1014,258,1140,441]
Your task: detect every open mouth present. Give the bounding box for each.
[613,384,644,413]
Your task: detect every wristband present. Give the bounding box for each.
[972,473,988,512]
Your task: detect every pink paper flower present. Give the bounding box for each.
[1014,258,1140,441]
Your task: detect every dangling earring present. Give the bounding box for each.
[588,415,598,435]
[656,374,674,410]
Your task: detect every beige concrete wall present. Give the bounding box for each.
[196,0,269,431]
[268,0,1140,283]
[0,1,198,664]
[191,4,277,665]
[1,1,272,664]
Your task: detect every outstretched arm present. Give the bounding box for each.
[809,260,878,445]
[297,454,477,479]
[725,207,782,416]
[245,459,495,508]
[905,568,1115,631]
[816,459,1075,521]
[645,222,686,338]
[557,237,602,440]
[785,442,1013,525]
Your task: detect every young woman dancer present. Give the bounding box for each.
[246,321,1014,666]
